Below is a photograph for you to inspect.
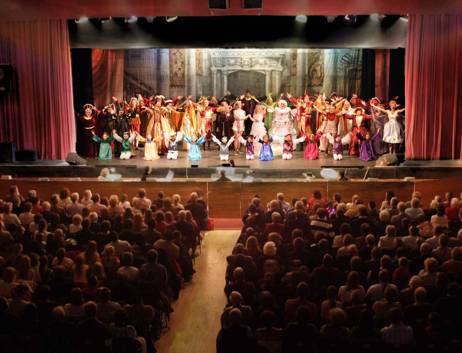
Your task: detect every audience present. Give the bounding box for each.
[219,189,462,353]
[0,186,207,353]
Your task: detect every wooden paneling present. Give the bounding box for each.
[1,178,462,218]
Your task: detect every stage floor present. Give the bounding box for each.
[86,150,376,169]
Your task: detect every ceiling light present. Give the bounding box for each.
[146,16,156,23]
[343,15,357,25]
[74,16,89,24]
[100,17,112,24]
[125,16,138,24]
[295,15,308,24]
[165,16,178,23]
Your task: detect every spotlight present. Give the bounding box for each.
[125,16,138,24]
[146,16,155,23]
[74,16,89,24]
[380,14,401,28]
[343,14,357,25]
[295,15,308,24]
[165,16,178,23]
[100,17,112,24]
[326,16,336,23]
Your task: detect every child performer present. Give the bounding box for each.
[239,136,256,160]
[166,132,182,160]
[113,131,137,160]
[211,135,235,161]
[304,134,320,160]
[184,134,206,161]
[326,133,345,161]
[232,101,250,154]
[357,131,381,161]
[282,134,306,160]
[137,134,161,161]
[371,100,405,154]
[259,134,274,161]
[91,131,114,160]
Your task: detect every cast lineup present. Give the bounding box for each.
[77,90,405,163]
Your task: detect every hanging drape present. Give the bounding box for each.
[360,49,375,100]
[0,20,75,160]
[405,15,462,160]
[91,49,125,108]
[375,49,390,101]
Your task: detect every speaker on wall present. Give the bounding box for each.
[242,0,262,8]
[209,0,229,9]
[0,141,16,163]
[0,65,13,95]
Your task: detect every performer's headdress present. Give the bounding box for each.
[83,103,95,111]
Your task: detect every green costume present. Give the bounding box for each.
[92,135,114,160]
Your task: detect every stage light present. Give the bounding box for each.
[343,14,357,25]
[125,16,138,24]
[74,16,89,24]
[165,16,178,23]
[100,17,112,24]
[146,16,156,23]
[295,15,308,24]
[326,16,336,23]
[380,15,401,28]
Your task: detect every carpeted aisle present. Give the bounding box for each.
[155,230,239,353]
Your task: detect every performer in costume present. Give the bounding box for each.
[263,94,276,132]
[166,132,182,160]
[241,90,259,136]
[369,97,387,155]
[215,100,233,140]
[250,104,267,156]
[303,134,320,160]
[314,101,346,153]
[259,134,274,161]
[281,134,306,160]
[113,130,137,160]
[211,135,235,161]
[232,101,249,154]
[357,131,381,161]
[239,136,255,160]
[183,134,206,161]
[372,100,405,154]
[91,131,114,160]
[198,97,215,150]
[345,107,372,156]
[78,104,98,158]
[326,133,345,161]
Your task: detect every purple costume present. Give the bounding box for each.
[356,133,380,161]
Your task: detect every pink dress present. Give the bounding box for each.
[304,141,319,160]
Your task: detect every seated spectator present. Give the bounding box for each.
[75,301,109,353]
[380,308,414,348]
[405,198,425,224]
[221,291,254,329]
[282,306,318,353]
[417,257,439,287]
[284,282,317,323]
[378,225,398,252]
[216,308,255,353]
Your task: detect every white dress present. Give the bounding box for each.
[232,109,246,133]
[383,111,403,144]
[250,113,267,139]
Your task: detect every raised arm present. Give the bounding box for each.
[112,130,123,143]
[371,104,387,114]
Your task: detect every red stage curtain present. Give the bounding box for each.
[0,20,75,160]
[405,15,462,160]
[92,49,125,108]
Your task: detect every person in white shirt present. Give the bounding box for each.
[67,192,84,217]
[131,188,152,211]
[2,202,21,228]
[366,270,398,302]
[400,226,420,252]
[378,225,398,251]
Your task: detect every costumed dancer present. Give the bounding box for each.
[232,101,249,154]
[303,134,320,160]
[263,94,276,132]
[166,132,183,160]
[314,98,346,153]
[184,134,206,161]
[281,134,306,160]
[211,135,235,161]
[372,100,405,154]
[136,134,162,161]
[357,130,381,162]
[91,131,114,161]
[241,90,259,136]
[78,104,98,158]
[345,107,372,156]
[113,130,137,160]
[215,100,233,140]
[369,97,387,155]
[250,104,267,155]
[259,134,274,161]
[326,133,345,161]
[239,136,255,160]
[269,99,296,156]
[198,97,215,150]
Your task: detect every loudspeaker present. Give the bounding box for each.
[0,141,16,163]
[15,149,37,162]
[65,152,87,165]
[209,0,229,9]
[375,153,399,166]
[242,0,262,8]
[0,65,13,95]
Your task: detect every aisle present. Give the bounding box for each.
[155,230,239,353]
